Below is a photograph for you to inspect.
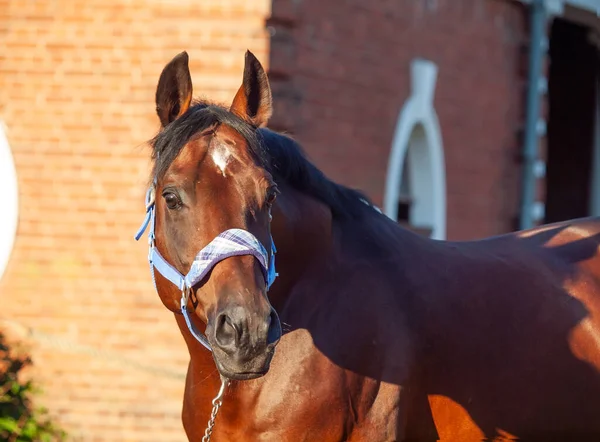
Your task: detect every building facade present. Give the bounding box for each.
[268,0,600,240]
[0,0,599,440]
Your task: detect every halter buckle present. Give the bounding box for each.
[145,187,156,211]
[147,241,155,263]
[181,285,192,310]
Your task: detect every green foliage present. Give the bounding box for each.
[0,334,66,442]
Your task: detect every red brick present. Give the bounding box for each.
[267,0,527,239]
[1,0,536,439]
[0,0,271,440]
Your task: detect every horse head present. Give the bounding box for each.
[139,51,282,381]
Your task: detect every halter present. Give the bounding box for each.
[134,186,278,352]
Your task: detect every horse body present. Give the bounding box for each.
[419,220,600,441]
[141,51,600,441]
[177,184,600,440]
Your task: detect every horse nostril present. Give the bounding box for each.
[266,308,282,347]
[215,313,240,349]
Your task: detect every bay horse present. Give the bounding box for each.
[135,50,600,441]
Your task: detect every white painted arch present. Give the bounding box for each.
[383,59,446,240]
[0,122,19,280]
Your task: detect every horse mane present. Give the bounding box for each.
[257,127,373,219]
[149,101,373,220]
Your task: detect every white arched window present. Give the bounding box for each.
[383,59,446,240]
[0,122,18,280]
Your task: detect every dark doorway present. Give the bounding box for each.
[545,18,598,223]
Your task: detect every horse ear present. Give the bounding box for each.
[155,51,193,127]
[230,50,272,128]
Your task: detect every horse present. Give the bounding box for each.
[134,50,600,441]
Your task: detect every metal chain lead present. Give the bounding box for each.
[202,376,229,442]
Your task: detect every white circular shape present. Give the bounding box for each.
[0,122,19,280]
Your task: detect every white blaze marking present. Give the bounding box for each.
[211,144,231,177]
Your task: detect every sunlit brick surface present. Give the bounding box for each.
[0,0,271,440]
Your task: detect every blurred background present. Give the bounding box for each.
[0,0,599,440]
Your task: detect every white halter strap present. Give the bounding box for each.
[134,187,278,351]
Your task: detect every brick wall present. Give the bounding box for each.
[0,0,532,439]
[268,0,528,240]
[0,0,271,440]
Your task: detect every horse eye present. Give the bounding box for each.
[163,192,182,210]
[266,186,279,206]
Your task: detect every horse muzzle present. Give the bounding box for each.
[208,305,282,380]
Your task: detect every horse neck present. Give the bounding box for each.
[266,185,334,310]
